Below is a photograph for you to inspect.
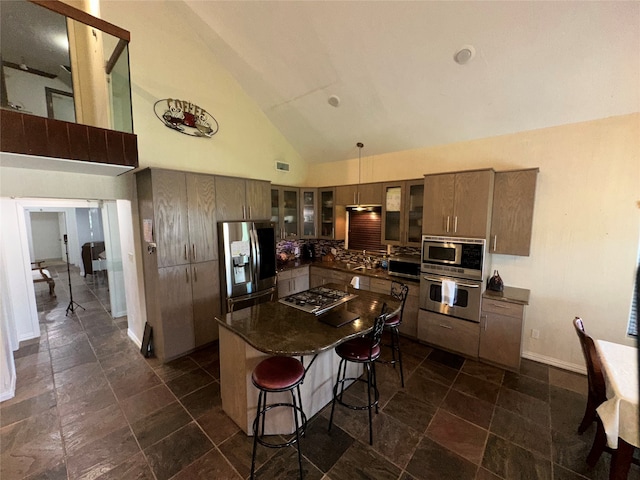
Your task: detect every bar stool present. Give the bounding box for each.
[250,356,307,480]
[384,281,409,387]
[328,310,388,445]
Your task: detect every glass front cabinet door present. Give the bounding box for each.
[300,189,317,238]
[382,180,424,246]
[271,186,299,240]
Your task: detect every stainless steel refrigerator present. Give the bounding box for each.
[218,220,277,313]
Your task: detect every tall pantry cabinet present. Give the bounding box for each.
[136,168,221,363]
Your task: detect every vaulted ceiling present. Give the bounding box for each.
[183,0,639,164]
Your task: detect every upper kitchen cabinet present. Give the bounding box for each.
[381,179,424,246]
[300,188,317,238]
[271,185,299,240]
[335,183,383,206]
[489,168,539,256]
[423,169,495,238]
[319,188,346,240]
[0,0,137,172]
[136,169,217,268]
[215,176,271,221]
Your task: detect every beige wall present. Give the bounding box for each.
[309,113,640,370]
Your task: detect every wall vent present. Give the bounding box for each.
[275,161,290,172]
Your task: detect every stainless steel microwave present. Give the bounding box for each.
[421,235,486,281]
[387,256,421,280]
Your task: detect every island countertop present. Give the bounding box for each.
[215,283,400,356]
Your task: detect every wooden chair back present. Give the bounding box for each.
[573,317,607,405]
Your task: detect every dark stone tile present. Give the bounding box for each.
[14,351,51,372]
[406,436,477,480]
[553,464,591,480]
[383,390,437,433]
[0,391,57,427]
[144,422,213,480]
[520,358,549,382]
[188,344,220,367]
[202,360,221,380]
[104,361,162,401]
[461,359,505,385]
[549,368,588,396]
[166,368,215,398]
[496,386,550,428]
[427,349,465,370]
[53,360,101,388]
[171,448,242,479]
[416,359,460,387]
[66,426,139,480]
[131,401,192,450]
[89,330,137,359]
[320,389,371,440]
[181,382,221,419]
[551,429,610,479]
[119,384,176,425]
[24,461,68,480]
[397,337,433,359]
[91,452,154,480]
[48,330,89,350]
[297,416,355,473]
[255,447,323,480]
[482,434,552,480]
[426,409,488,465]
[57,383,117,427]
[490,406,552,459]
[404,365,451,408]
[549,385,589,437]
[453,373,501,404]
[14,342,46,359]
[151,356,200,382]
[61,403,128,454]
[55,368,109,405]
[50,340,96,374]
[502,371,549,403]
[365,412,422,468]
[328,440,402,480]
[196,405,240,445]
[0,430,64,479]
[216,430,277,479]
[475,467,503,480]
[442,388,495,430]
[0,408,59,452]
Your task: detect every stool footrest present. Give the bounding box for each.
[252,402,307,449]
[333,376,379,411]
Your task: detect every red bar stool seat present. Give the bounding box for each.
[250,356,307,479]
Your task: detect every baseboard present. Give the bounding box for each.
[127,328,142,349]
[522,350,586,375]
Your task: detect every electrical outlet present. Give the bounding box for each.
[531,329,540,339]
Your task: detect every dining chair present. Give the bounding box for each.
[572,317,607,435]
[328,307,388,445]
[382,281,409,387]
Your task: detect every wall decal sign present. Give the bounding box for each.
[154,98,219,138]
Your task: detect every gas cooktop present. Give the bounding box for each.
[279,287,357,315]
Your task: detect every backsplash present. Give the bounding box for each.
[276,239,420,265]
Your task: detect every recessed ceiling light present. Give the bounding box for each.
[328,95,340,107]
[454,45,476,65]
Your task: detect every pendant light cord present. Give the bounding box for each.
[357,142,364,186]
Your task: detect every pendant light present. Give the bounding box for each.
[354,142,365,211]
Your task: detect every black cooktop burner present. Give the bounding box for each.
[279,287,357,315]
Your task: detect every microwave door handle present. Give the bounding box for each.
[423,275,480,289]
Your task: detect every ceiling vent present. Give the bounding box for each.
[275,161,290,172]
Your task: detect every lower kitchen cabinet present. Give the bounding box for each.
[278,265,310,298]
[418,309,480,357]
[479,297,525,371]
[157,260,221,360]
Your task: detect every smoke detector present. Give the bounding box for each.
[453,45,476,65]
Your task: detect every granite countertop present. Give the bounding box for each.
[483,286,530,305]
[277,258,419,284]
[215,283,401,356]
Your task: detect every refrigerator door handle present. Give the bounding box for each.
[250,225,260,288]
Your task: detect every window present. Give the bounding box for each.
[346,208,385,252]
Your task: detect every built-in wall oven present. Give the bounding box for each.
[419,235,487,322]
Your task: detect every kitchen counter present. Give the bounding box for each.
[483,285,530,305]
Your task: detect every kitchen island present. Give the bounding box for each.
[215,283,400,435]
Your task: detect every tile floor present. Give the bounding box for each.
[2,262,638,480]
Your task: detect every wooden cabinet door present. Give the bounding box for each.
[158,265,195,360]
[423,173,455,235]
[191,260,220,347]
[381,182,404,245]
[358,183,383,205]
[153,170,189,267]
[453,170,493,238]
[246,180,271,220]
[186,174,217,262]
[490,169,538,256]
[335,185,358,206]
[215,176,246,221]
[479,311,522,370]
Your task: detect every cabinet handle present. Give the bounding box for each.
[481,314,488,331]
[491,303,510,309]
[192,244,196,261]
[249,206,252,219]
[185,268,189,283]
[184,244,188,260]
[438,324,453,329]
[493,235,497,252]
[445,215,450,233]
[194,266,198,282]
[353,192,357,205]
[242,205,246,219]
[454,216,458,233]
